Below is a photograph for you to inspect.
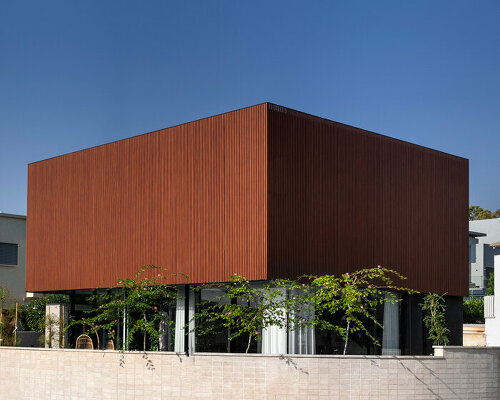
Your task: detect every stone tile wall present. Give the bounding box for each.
[0,346,498,399]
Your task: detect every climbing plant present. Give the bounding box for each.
[192,274,312,353]
[69,265,184,351]
[309,266,413,355]
[193,267,413,355]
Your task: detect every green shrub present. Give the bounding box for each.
[463,297,484,324]
[19,295,69,331]
[486,273,494,296]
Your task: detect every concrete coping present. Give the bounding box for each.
[1,346,441,359]
[6,345,497,359]
[192,352,440,360]
[433,345,500,349]
[432,345,500,357]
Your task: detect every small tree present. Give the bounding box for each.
[469,205,500,221]
[192,274,312,353]
[421,293,449,346]
[70,265,183,351]
[310,266,411,355]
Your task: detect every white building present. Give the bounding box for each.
[469,218,500,296]
[485,251,500,345]
[0,212,27,304]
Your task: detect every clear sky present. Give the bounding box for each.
[1,1,499,215]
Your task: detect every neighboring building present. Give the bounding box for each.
[26,103,469,355]
[469,230,487,295]
[484,253,500,345]
[0,212,27,304]
[469,218,500,296]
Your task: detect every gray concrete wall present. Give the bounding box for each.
[0,346,498,399]
[0,213,26,304]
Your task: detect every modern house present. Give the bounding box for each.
[469,219,500,296]
[0,212,27,304]
[26,103,469,355]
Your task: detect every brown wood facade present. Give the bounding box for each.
[27,104,268,291]
[267,105,468,295]
[27,103,468,295]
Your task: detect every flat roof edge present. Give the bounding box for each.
[0,213,26,220]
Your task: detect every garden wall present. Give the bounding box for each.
[0,346,498,399]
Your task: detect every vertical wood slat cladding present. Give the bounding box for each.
[267,106,468,296]
[27,102,468,296]
[26,105,268,291]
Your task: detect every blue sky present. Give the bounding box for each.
[1,1,499,215]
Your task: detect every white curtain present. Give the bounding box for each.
[382,291,400,355]
[261,287,287,354]
[288,325,315,355]
[188,288,196,354]
[262,324,287,354]
[174,288,185,353]
[261,289,287,354]
[288,288,315,355]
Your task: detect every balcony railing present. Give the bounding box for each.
[484,295,494,319]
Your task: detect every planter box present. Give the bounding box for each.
[17,331,44,348]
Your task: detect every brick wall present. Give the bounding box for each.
[0,346,498,399]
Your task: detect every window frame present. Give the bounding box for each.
[0,242,19,267]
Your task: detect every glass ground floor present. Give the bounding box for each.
[61,286,463,356]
